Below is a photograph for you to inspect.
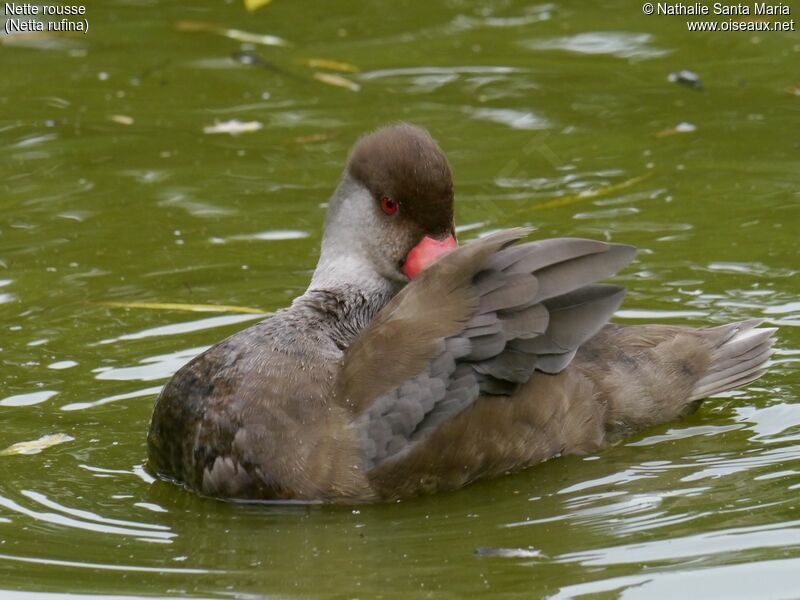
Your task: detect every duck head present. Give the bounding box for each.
[311,124,457,290]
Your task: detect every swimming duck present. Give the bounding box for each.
[146,124,775,502]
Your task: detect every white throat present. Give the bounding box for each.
[308,175,401,297]
[310,248,395,294]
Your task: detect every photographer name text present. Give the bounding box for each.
[655,2,789,15]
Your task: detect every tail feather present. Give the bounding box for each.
[690,320,776,401]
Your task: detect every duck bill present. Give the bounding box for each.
[402,234,458,280]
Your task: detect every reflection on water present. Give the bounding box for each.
[467,106,549,130]
[97,313,263,345]
[0,490,173,542]
[0,390,59,407]
[93,347,209,382]
[221,229,310,242]
[559,519,800,566]
[523,32,669,60]
[61,385,163,412]
[551,557,800,599]
[0,553,222,575]
[0,0,798,596]
[157,191,237,219]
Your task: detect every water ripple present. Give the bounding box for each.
[551,557,800,599]
[0,390,58,407]
[92,347,207,382]
[0,551,223,574]
[466,107,550,130]
[61,385,162,412]
[522,32,669,60]
[97,314,263,345]
[0,491,173,542]
[360,65,522,80]
[557,520,800,566]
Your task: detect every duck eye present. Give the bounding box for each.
[381,196,398,215]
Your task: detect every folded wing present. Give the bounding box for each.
[337,229,636,470]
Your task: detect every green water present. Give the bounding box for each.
[1,0,799,597]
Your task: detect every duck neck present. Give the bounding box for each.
[300,173,403,349]
[301,245,400,351]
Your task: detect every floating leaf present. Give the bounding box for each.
[174,21,216,32]
[219,28,287,47]
[655,122,697,138]
[103,301,267,315]
[302,58,359,73]
[531,173,653,211]
[108,115,134,126]
[291,133,330,145]
[244,0,272,11]
[0,433,74,456]
[667,70,702,90]
[203,120,263,135]
[313,72,360,92]
[174,21,287,47]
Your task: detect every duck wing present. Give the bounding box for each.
[336,228,636,470]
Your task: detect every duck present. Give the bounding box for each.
[146,123,776,503]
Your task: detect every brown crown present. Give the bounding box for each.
[347,123,455,237]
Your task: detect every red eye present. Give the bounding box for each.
[381,196,398,215]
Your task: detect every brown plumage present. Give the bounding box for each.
[146,123,776,503]
[348,123,455,239]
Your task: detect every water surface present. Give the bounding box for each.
[1,0,798,597]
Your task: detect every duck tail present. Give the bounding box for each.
[689,319,777,401]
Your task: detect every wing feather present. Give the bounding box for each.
[341,231,636,469]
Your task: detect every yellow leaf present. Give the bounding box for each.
[174,21,287,47]
[0,433,74,456]
[174,20,219,32]
[302,58,359,73]
[221,27,287,46]
[531,173,653,211]
[313,72,360,92]
[244,0,272,11]
[103,302,268,315]
[291,133,330,145]
[108,115,134,126]
[655,122,696,138]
